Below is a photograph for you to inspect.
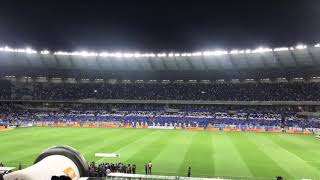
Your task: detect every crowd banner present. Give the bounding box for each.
[185,127,204,131]
[303,131,312,134]
[245,129,266,133]
[135,126,147,129]
[148,126,175,130]
[21,123,319,135]
[224,128,241,132]
[268,130,283,133]
[206,128,219,131]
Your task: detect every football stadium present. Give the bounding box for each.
[1,1,320,180]
[1,43,320,180]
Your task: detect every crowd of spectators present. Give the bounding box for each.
[0,80,12,100]
[1,80,320,101]
[89,161,136,177]
[1,103,320,130]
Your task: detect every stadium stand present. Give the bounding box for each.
[1,80,320,101]
[0,103,319,134]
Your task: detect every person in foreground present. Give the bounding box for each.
[51,175,72,180]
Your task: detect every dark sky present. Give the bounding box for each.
[0,0,320,52]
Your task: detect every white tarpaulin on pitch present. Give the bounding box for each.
[95,153,120,158]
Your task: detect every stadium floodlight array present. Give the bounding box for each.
[40,50,50,55]
[1,43,320,58]
[0,46,37,54]
[295,44,307,50]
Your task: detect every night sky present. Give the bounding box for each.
[0,0,319,52]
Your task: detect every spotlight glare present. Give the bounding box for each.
[296,44,307,50]
[273,47,289,52]
[252,47,272,53]
[230,50,239,54]
[192,52,202,56]
[41,50,50,55]
[157,53,167,57]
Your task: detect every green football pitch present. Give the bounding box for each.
[1,127,320,179]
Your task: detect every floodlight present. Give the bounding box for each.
[245,49,252,54]
[41,50,50,55]
[273,47,289,52]
[14,48,26,53]
[192,52,202,56]
[295,44,307,50]
[203,50,228,56]
[252,47,272,53]
[3,46,15,52]
[230,50,239,54]
[114,52,123,58]
[157,53,167,57]
[54,51,69,56]
[99,52,111,57]
[203,51,213,56]
[134,53,142,58]
[25,48,37,54]
[123,53,134,58]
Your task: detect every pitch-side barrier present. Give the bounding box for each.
[32,123,315,135]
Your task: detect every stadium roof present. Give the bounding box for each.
[1,43,320,80]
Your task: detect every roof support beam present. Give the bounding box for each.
[271,51,285,68]
[306,49,319,66]
[185,57,196,70]
[94,56,103,71]
[134,58,150,71]
[160,58,170,71]
[243,54,252,69]
[227,54,239,71]
[200,56,209,71]
[173,57,182,71]
[289,50,299,67]
[258,54,269,69]
[147,58,158,71]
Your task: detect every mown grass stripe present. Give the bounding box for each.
[228,132,292,179]
[124,130,179,174]
[151,130,195,176]
[177,131,215,178]
[248,133,320,179]
[213,132,252,178]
